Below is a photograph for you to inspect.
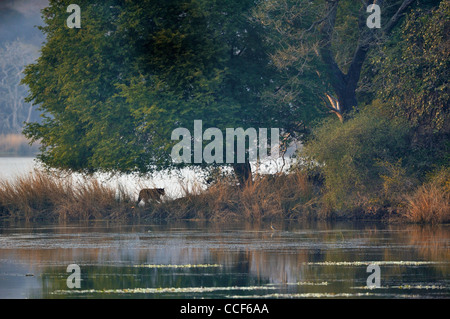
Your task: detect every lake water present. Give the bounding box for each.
[0,158,449,299]
[0,220,448,299]
[0,157,37,179]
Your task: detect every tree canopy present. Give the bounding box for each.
[254,0,420,120]
[23,0,283,174]
[375,0,449,134]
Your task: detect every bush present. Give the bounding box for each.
[403,167,450,224]
[299,106,413,215]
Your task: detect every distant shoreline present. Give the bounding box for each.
[0,134,39,157]
[0,155,37,158]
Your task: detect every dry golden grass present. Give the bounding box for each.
[138,170,318,221]
[0,168,326,222]
[0,170,134,221]
[403,182,450,224]
[5,167,448,224]
[403,169,450,224]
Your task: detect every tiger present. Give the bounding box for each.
[136,188,165,205]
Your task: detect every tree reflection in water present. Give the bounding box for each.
[0,220,448,298]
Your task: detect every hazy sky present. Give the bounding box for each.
[0,0,49,45]
[0,0,48,15]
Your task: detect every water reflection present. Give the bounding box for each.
[0,220,448,298]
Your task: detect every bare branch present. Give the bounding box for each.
[305,1,339,32]
[384,0,415,34]
[322,93,344,122]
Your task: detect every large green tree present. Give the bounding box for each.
[23,0,282,179]
[254,0,419,121]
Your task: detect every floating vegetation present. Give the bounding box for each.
[392,285,448,290]
[51,285,277,295]
[285,281,329,286]
[132,264,222,269]
[353,284,448,290]
[351,286,389,290]
[306,261,447,266]
[227,292,375,298]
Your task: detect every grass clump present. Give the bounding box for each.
[402,168,450,224]
[139,171,318,221]
[0,170,134,221]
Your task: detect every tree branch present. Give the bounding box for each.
[347,0,414,93]
[305,1,339,32]
[319,1,346,92]
[384,0,415,34]
[322,93,344,122]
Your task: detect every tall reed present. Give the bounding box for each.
[138,171,318,221]
[0,170,133,221]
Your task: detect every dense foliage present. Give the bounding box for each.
[23,0,282,174]
[301,105,412,213]
[376,1,449,134]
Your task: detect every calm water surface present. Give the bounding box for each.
[0,220,448,299]
[0,157,37,179]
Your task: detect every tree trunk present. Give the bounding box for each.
[333,60,365,116]
[319,1,369,119]
[233,160,252,187]
[318,0,414,121]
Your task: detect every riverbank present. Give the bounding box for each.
[0,169,448,224]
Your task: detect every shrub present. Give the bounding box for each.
[299,106,412,215]
[403,168,450,224]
